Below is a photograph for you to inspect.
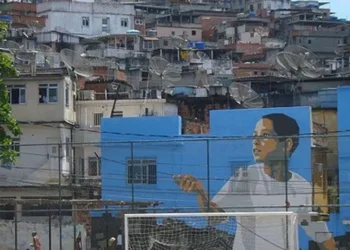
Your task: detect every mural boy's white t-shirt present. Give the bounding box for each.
[212,164,331,250]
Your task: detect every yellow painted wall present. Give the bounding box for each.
[312,109,338,214]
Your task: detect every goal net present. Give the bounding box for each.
[124,211,299,250]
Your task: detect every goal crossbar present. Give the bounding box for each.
[124,211,304,250]
[124,211,294,219]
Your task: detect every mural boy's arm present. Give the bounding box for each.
[173,175,227,225]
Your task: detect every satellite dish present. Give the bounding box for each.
[36,44,54,53]
[27,20,44,33]
[275,45,324,79]
[36,44,61,68]
[6,41,24,55]
[196,51,210,61]
[171,36,188,49]
[60,48,94,77]
[229,82,264,108]
[149,56,182,84]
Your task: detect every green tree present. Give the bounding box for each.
[0,21,21,164]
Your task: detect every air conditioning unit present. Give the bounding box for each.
[148,89,162,99]
[78,90,95,100]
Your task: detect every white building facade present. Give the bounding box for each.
[1,74,76,199]
[36,1,135,44]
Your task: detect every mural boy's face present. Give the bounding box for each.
[252,118,285,163]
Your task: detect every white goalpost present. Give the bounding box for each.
[124,211,300,250]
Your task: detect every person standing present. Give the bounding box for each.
[31,231,42,250]
[108,237,117,250]
[116,230,123,250]
[75,231,82,250]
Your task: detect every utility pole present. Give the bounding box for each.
[58,143,62,250]
[284,140,289,250]
[130,142,134,211]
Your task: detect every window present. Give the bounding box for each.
[191,30,196,36]
[108,68,115,79]
[121,18,128,27]
[65,137,70,158]
[143,40,153,50]
[163,40,169,46]
[11,138,20,154]
[93,113,103,126]
[127,158,157,184]
[65,84,69,107]
[80,158,85,180]
[102,17,110,32]
[308,39,312,44]
[88,157,100,176]
[7,85,26,104]
[112,111,123,117]
[233,164,249,178]
[73,95,76,112]
[82,16,90,27]
[39,84,58,104]
[141,71,149,81]
[135,19,143,25]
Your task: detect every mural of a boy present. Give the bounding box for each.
[174,113,337,250]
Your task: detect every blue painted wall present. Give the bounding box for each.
[101,105,347,249]
[336,86,350,234]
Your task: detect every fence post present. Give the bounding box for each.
[284,139,289,250]
[130,142,134,211]
[48,207,52,250]
[14,202,18,250]
[58,143,63,250]
[206,139,210,211]
[105,205,109,249]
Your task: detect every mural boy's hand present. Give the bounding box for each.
[173,175,204,194]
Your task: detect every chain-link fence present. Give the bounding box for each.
[0,129,341,250]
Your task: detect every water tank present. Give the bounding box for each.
[127,29,140,35]
[188,41,195,48]
[318,88,337,108]
[195,42,205,50]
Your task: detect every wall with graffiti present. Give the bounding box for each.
[101,105,347,250]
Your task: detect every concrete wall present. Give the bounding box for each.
[0,124,72,186]
[0,217,86,250]
[156,25,202,41]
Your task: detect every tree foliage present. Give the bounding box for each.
[0,21,21,164]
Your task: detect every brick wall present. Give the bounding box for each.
[178,102,229,134]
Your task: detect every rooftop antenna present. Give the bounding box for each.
[229,82,264,108]
[60,48,94,78]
